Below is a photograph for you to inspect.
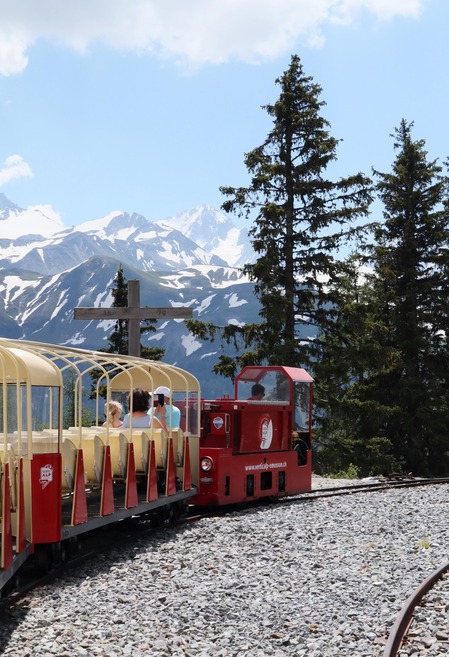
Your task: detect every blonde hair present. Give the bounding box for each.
[105,400,123,421]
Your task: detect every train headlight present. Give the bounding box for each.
[200,456,214,472]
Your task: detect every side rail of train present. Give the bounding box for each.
[0,338,201,594]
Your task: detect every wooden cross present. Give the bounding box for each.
[74,279,192,357]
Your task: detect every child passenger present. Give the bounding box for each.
[102,400,124,428]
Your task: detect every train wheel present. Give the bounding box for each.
[174,500,188,520]
[33,545,55,573]
[149,508,165,527]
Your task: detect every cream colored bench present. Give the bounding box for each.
[64,433,105,486]
[169,428,185,466]
[108,428,169,474]
[106,428,169,473]
[62,437,77,492]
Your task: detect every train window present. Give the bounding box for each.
[0,385,60,432]
[32,386,60,431]
[293,381,310,431]
[0,384,60,455]
[237,371,291,402]
[184,395,199,435]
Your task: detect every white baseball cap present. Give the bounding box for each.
[154,385,170,397]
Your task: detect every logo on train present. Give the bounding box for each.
[40,464,54,489]
[213,416,224,430]
[259,416,273,449]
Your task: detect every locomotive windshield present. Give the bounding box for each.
[237,370,291,401]
[235,365,312,433]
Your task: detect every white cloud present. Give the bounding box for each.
[0,1,424,76]
[0,155,33,185]
[0,32,29,76]
[335,0,421,23]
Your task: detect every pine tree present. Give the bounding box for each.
[369,120,449,475]
[90,266,164,401]
[106,265,129,354]
[187,54,372,379]
[105,265,164,360]
[316,120,449,477]
[312,262,402,476]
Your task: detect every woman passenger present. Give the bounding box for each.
[122,388,166,430]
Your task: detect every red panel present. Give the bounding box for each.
[16,458,27,553]
[209,413,227,436]
[239,410,284,453]
[30,454,62,544]
[193,448,312,506]
[183,435,192,491]
[165,438,177,496]
[72,449,88,525]
[146,440,158,502]
[125,443,138,508]
[1,463,13,568]
[100,445,115,516]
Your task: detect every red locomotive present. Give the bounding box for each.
[192,365,313,505]
[0,339,312,596]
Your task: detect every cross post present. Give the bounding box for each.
[74,279,192,357]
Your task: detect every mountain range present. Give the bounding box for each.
[0,193,258,395]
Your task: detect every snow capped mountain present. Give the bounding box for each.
[159,205,255,268]
[0,192,65,239]
[0,196,257,394]
[0,209,234,276]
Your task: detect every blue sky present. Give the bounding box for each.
[0,0,447,231]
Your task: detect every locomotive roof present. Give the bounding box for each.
[236,365,313,383]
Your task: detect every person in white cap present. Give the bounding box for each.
[148,385,181,429]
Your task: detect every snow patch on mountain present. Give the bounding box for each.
[50,294,70,320]
[66,211,124,236]
[149,332,164,343]
[181,333,202,356]
[65,332,87,346]
[197,295,216,315]
[228,293,248,308]
[0,193,65,239]
[0,275,37,303]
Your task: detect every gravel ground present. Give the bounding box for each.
[1,476,448,657]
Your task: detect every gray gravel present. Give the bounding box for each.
[1,476,449,657]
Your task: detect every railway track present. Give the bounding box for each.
[383,564,449,656]
[292,476,449,657]
[279,475,449,503]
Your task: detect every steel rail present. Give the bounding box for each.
[383,562,449,657]
[280,477,449,504]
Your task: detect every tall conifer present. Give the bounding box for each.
[315,121,449,477]
[188,55,372,379]
[105,265,164,360]
[370,120,449,475]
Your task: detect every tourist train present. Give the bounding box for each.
[0,338,312,595]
